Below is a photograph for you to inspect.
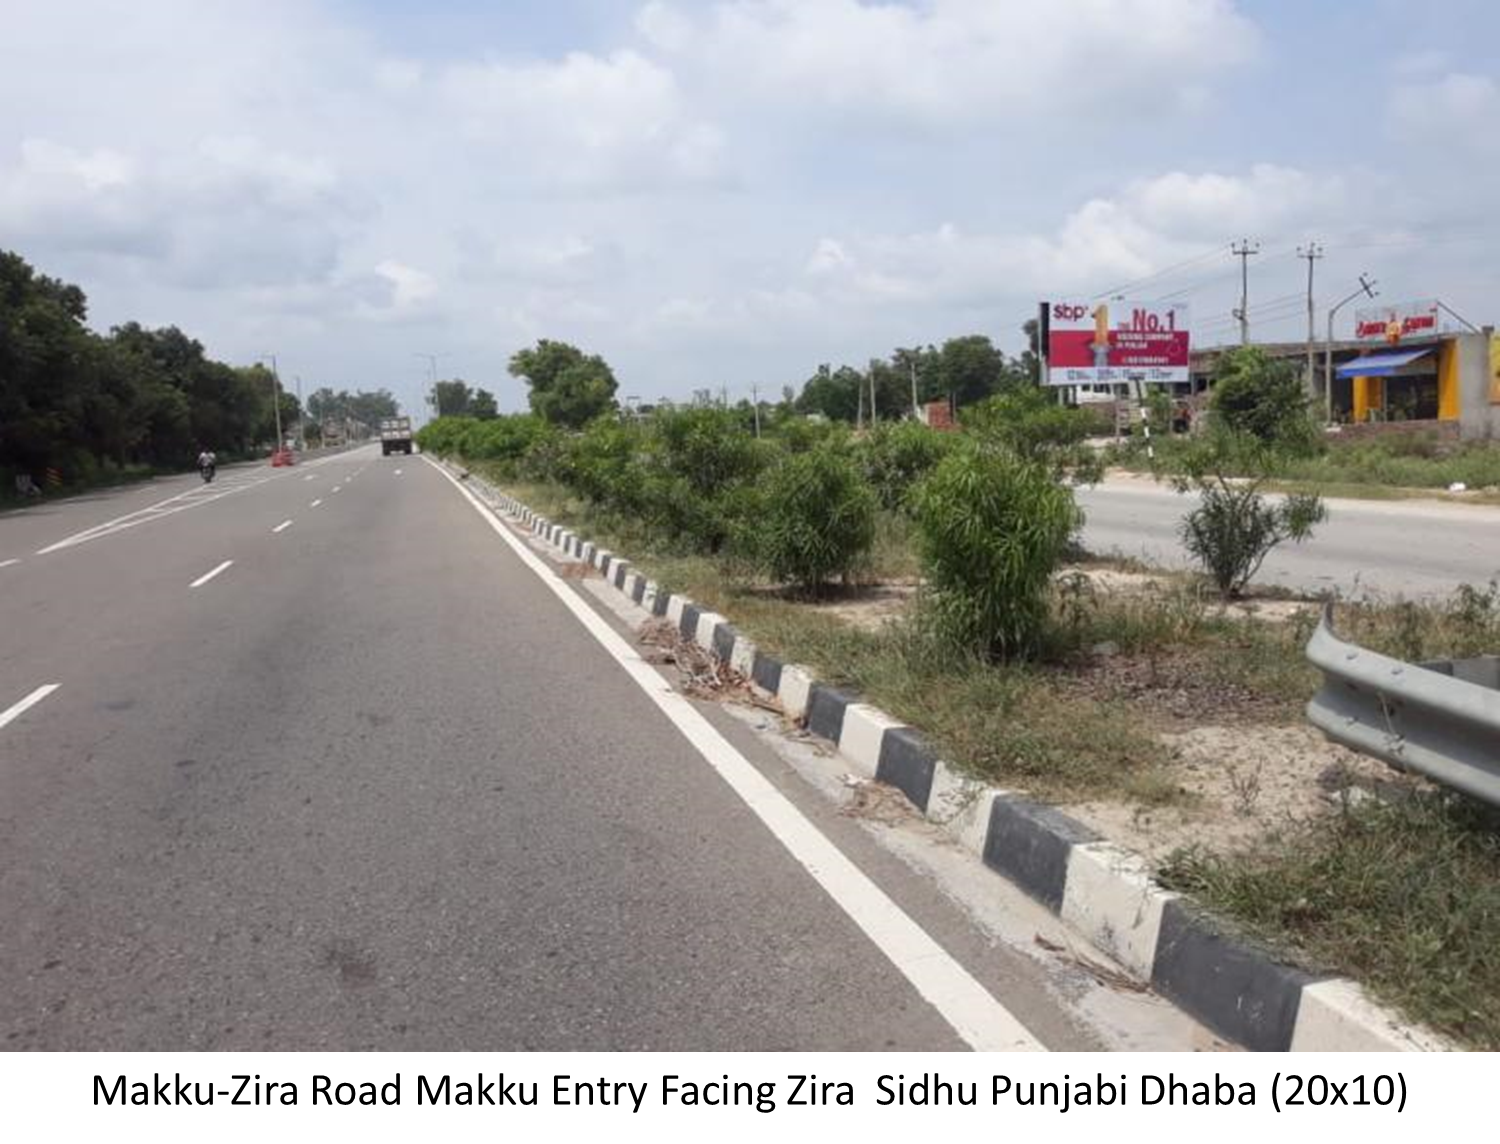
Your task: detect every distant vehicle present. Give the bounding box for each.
[380,416,413,456]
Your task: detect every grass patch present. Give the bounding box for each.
[497,462,1500,1046]
[1111,434,1500,501]
[494,469,1178,803]
[1160,793,1500,1048]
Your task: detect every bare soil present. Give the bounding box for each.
[1066,725,1418,863]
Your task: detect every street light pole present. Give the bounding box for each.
[1324,275,1378,424]
[294,375,306,451]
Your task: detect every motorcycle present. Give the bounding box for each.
[199,462,216,484]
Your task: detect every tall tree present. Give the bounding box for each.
[794,364,864,422]
[470,388,499,420]
[509,339,618,428]
[432,379,473,418]
[937,335,1006,409]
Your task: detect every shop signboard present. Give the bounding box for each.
[1354,299,1444,342]
[1043,300,1190,385]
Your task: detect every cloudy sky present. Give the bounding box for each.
[4,0,1497,416]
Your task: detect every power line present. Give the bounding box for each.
[1091,245,1229,300]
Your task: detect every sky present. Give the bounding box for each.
[3,0,1498,418]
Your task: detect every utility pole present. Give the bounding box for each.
[1232,239,1260,345]
[1298,243,1324,399]
[1325,274,1378,424]
[293,375,306,451]
[413,352,446,421]
[908,354,920,419]
[856,372,864,430]
[262,354,284,449]
[751,383,761,438]
[868,360,878,425]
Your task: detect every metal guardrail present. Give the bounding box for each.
[1307,603,1500,807]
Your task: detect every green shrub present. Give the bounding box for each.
[861,420,952,513]
[1210,346,1322,456]
[561,416,646,512]
[638,406,769,553]
[913,442,1080,660]
[961,387,1104,483]
[1172,431,1326,598]
[760,445,876,593]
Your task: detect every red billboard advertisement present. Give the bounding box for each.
[1044,300,1191,385]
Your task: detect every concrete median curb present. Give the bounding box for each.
[460,467,1452,1054]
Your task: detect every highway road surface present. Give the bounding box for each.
[0,448,1215,1051]
[1078,476,1500,600]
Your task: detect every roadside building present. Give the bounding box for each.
[1188,305,1498,440]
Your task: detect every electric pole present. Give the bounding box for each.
[908,355,919,419]
[414,352,446,420]
[868,360,878,424]
[1232,239,1260,345]
[261,354,284,449]
[294,375,306,451]
[751,383,761,438]
[1298,243,1324,399]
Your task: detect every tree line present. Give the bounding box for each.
[0,249,395,492]
[471,325,1040,433]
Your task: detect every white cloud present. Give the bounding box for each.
[1121,164,1346,241]
[437,48,726,188]
[637,0,1258,125]
[374,260,438,309]
[788,163,1342,308]
[1390,72,1500,141]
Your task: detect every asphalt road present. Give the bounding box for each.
[1078,477,1500,599]
[0,448,1134,1051]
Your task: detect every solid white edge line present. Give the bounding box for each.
[0,684,60,731]
[272,520,293,533]
[189,559,234,589]
[425,457,1043,1053]
[0,558,20,568]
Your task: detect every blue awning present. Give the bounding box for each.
[1335,347,1435,378]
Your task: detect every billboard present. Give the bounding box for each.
[1044,300,1190,385]
[1354,299,1443,342]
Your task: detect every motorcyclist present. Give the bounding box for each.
[197,448,217,482]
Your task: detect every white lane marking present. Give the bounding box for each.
[332,486,342,493]
[310,499,323,508]
[393,469,403,476]
[0,558,20,569]
[189,560,234,589]
[428,458,1043,1053]
[272,520,293,534]
[36,473,281,554]
[0,684,60,731]
[304,475,317,481]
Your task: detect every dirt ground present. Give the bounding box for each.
[771,564,1405,867]
[1065,724,1416,863]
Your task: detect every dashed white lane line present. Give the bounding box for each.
[332,486,342,493]
[0,558,20,569]
[310,499,323,508]
[0,684,60,731]
[272,520,293,534]
[428,457,1044,1053]
[189,560,234,589]
[393,469,403,476]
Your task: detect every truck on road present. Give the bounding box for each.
[380,416,413,456]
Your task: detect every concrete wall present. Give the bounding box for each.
[1456,332,1499,440]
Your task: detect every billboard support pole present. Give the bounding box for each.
[1130,372,1153,461]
